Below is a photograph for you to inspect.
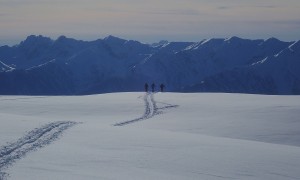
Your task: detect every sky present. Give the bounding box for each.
[0,0,300,45]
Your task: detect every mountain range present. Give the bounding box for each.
[0,35,299,95]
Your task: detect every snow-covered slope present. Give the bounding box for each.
[0,35,299,95]
[0,61,14,72]
[0,93,300,179]
[185,40,300,94]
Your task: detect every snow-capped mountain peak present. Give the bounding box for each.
[0,35,299,95]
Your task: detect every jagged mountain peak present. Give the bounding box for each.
[225,36,264,45]
[54,35,84,45]
[19,35,53,47]
[0,35,299,95]
[24,35,51,41]
[262,38,292,48]
[265,37,281,43]
[103,35,127,44]
[56,35,68,41]
[225,36,242,42]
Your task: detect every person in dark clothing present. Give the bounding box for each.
[151,83,155,92]
[144,83,149,92]
[160,83,165,92]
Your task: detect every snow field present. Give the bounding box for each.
[0,92,300,179]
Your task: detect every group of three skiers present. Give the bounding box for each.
[144,83,165,92]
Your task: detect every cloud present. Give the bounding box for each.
[272,20,300,27]
[217,4,277,10]
[217,6,231,10]
[0,0,300,43]
[84,6,202,16]
[254,5,277,9]
[0,0,35,7]
[140,9,202,16]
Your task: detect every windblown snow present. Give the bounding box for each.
[0,92,300,180]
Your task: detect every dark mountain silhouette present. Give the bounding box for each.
[0,35,299,95]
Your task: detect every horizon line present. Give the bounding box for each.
[1,34,298,47]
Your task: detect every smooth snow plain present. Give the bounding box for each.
[0,92,300,180]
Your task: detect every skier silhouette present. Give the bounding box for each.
[160,83,165,92]
[151,83,155,92]
[144,83,149,92]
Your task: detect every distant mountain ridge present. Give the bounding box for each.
[0,35,299,95]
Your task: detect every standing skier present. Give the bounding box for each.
[160,83,165,92]
[144,83,149,92]
[151,83,155,92]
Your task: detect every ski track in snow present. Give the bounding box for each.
[0,96,48,101]
[0,121,77,179]
[114,93,178,126]
[0,93,177,178]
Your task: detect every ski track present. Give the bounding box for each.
[0,93,176,178]
[0,121,77,179]
[114,93,178,126]
[0,96,48,101]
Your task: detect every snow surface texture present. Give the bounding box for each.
[1,92,300,179]
[114,93,178,126]
[0,121,77,179]
[0,35,299,95]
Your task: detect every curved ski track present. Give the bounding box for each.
[114,93,178,126]
[0,93,176,178]
[0,121,77,179]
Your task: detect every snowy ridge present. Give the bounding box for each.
[0,121,77,179]
[184,42,201,51]
[0,60,14,72]
[288,40,299,50]
[26,59,56,70]
[252,57,268,65]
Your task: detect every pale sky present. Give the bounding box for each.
[1,0,300,45]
